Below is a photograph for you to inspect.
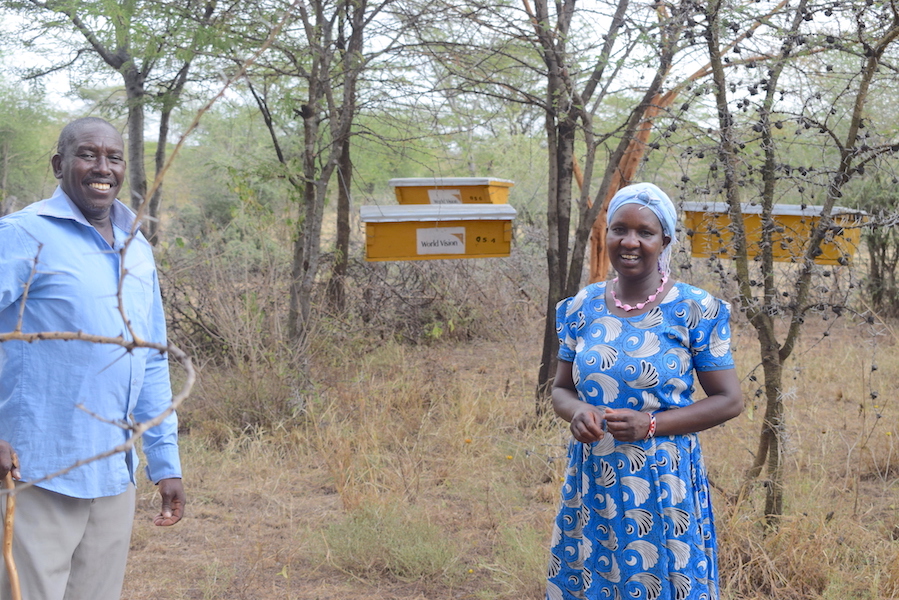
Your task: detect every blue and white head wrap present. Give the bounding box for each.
[607,182,678,275]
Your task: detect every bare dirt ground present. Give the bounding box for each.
[123,339,549,600]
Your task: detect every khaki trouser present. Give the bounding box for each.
[0,483,135,600]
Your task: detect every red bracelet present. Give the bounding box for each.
[644,413,657,441]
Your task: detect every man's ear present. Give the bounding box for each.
[51,153,63,180]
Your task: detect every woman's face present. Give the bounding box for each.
[607,204,670,280]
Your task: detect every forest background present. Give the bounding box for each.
[1,0,899,598]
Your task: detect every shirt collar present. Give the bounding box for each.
[38,186,141,235]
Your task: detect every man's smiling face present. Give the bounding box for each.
[51,121,126,223]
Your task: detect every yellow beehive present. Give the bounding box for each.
[360,204,516,261]
[389,177,515,205]
[681,201,867,265]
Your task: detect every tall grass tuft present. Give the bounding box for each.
[322,502,464,582]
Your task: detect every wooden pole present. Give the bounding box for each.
[3,454,20,600]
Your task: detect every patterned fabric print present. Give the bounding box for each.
[546,282,734,600]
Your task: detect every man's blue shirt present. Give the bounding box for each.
[0,187,181,498]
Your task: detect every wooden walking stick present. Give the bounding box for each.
[3,453,21,600]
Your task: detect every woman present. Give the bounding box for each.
[546,182,742,600]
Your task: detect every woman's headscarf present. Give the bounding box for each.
[606,182,678,275]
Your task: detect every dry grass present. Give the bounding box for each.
[121,312,899,599]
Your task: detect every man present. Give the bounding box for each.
[0,117,185,599]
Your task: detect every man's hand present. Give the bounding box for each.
[154,478,185,527]
[0,441,19,482]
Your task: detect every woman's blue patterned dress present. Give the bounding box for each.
[546,281,735,600]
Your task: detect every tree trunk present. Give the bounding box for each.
[148,64,192,246]
[741,321,784,522]
[148,109,170,246]
[123,67,147,217]
[288,226,307,342]
[288,95,342,342]
[328,138,351,313]
[536,105,577,415]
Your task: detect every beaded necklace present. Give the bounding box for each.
[610,272,668,312]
